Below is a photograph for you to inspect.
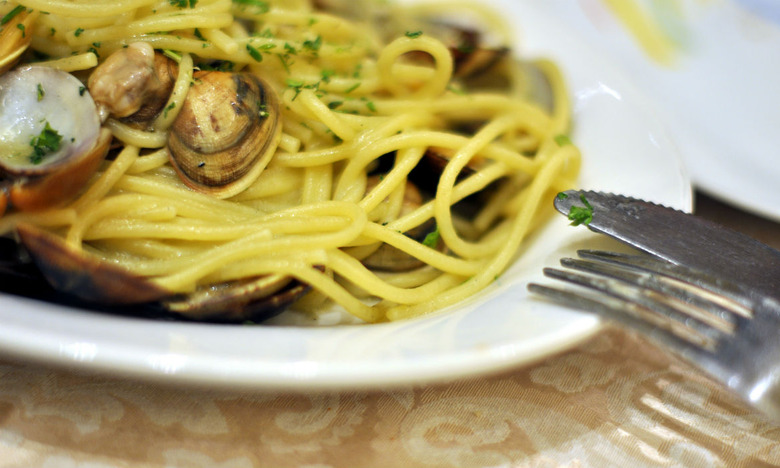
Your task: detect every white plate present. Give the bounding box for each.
[534,0,780,221]
[0,1,691,390]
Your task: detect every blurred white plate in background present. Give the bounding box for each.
[535,0,780,220]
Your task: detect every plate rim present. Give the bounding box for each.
[0,0,693,390]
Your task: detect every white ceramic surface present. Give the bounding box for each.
[535,0,780,221]
[0,1,691,390]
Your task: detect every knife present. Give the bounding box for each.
[553,190,780,301]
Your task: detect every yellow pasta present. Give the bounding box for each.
[0,0,581,323]
[25,51,98,71]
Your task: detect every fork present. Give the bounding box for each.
[528,248,780,422]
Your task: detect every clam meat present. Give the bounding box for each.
[0,66,111,212]
[88,42,178,124]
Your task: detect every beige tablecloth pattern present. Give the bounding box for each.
[0,327,778,468]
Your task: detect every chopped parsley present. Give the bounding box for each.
[554,134,572,147]
[163,102,176,118]
[78,86,87,96]
[556,192,569,201]
[276,53,292,73]
[327,100,343,110]
[198,60,234,71]
[567,194,594,226]
[16,23,25,37]
[246,43,263,62]
[422,225,440,248]
[36,83,44,101]
[302,35,322,54]
[284,75,332,100]
[405,30,423,39]
[447,84,466,95]
[232,0,269,13]
[162,49,182,63]
[0,5,25,26]
[324,128,342,143]
[169,0,197,8]
[320,69,335,83]
[29,122,63,165]
[256,27,274,38]
[74,27,84,37]
[286,78,305,99]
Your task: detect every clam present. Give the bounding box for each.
[443,25,554,112]
[15,223,312,322]
[396,21,508,81]
[163,273,313,323]
[0,66,111,212]
[0,7,36,75]
[420,146,486,180]
[412,145,506,223]
[167,71,282,199]
[397,20,552,110]
[88,42,178,124]
[429,23,509,81]
[16,223,171,305]
[362,177,440,271]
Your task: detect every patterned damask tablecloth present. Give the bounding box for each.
[0,194,778,468]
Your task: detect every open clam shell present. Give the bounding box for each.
[16,223,312,322]
[16,223,171,305]
[164,274,313,323]
[0,66,110,212]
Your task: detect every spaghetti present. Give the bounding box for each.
[0,0,581,323]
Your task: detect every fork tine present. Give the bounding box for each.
[528,282,719,363]
[560,257,740,333]
[531,242,780,422]
[529,278,750,386]
[578,250,754,316]
[540,267,724,349]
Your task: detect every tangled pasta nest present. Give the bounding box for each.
[0,0,580,323]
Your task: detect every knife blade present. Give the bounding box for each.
[553,190,780,301]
